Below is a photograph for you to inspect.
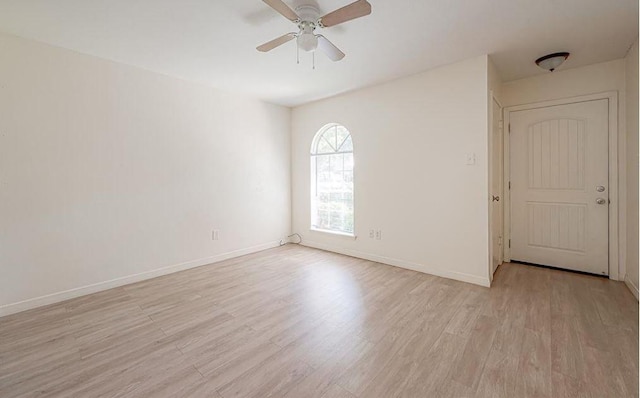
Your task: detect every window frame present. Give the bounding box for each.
[310,123,355,237]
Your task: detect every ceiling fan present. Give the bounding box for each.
[256,0,372,61]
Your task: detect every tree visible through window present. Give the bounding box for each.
[311,124,354,235]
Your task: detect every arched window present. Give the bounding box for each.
[310,124,354,235]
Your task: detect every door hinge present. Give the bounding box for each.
[508,181,511,190]
[508,239,511,248]
[508,124,511,133]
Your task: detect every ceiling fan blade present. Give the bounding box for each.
[262,0,300,22]
[319,0,371,27]
[257,33,297,52]
[317,35,345,61]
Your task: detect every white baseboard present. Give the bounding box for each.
[624,275,639,301]
[0,241,282,317]
[301,240,491,288]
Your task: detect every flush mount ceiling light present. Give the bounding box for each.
[535,52,570,72]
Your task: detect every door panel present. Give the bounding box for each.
[527,119,585,190]
[527,202,586,252]
[510,99,608,275]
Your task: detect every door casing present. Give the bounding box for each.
[489,93,503,282]
[503,91,623,280]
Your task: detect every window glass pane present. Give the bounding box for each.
[322,128,337,150]
[336,127,350,150]
[329,154,342,174]
[343,153,354,171]
[343,170,353,183]
[316,155,330,173]
[339,136,353,152]
[316,136,335,154]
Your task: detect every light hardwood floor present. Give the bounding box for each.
[1,245,638,397]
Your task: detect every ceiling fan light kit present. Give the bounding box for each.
[297,18,319,52]
[535,52,570,72]
[257,0,372,66]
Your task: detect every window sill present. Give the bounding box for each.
[310,228,357,240]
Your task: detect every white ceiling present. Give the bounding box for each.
[0,0,637,106]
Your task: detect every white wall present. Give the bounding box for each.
[291,56,491,287]
[0,33,291,315]
[501,59,626,106]
[488,57,503,103]
[501,59,628,280]
[625,38,639,299]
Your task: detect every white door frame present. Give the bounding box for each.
[503,91,622,280]
[489,91,503,282]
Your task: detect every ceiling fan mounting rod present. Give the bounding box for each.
[297,20,317,34]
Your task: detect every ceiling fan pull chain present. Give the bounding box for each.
[312,51,315,70]
[296,44,299,64]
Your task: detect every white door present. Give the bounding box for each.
[490,98,503,275]
[509,99,609,275]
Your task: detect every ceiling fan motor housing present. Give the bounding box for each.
[295,5,320,24]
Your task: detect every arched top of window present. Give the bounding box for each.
[311,124,353,155]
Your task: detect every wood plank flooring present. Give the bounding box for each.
[1,245,638,397]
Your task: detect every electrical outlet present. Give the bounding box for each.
[369,229,375,238]
[212,230,220,240]
[375,230,382,240]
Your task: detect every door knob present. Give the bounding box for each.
[596,198,607,205]
[492,195,500,202]
[596,186,605,192]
